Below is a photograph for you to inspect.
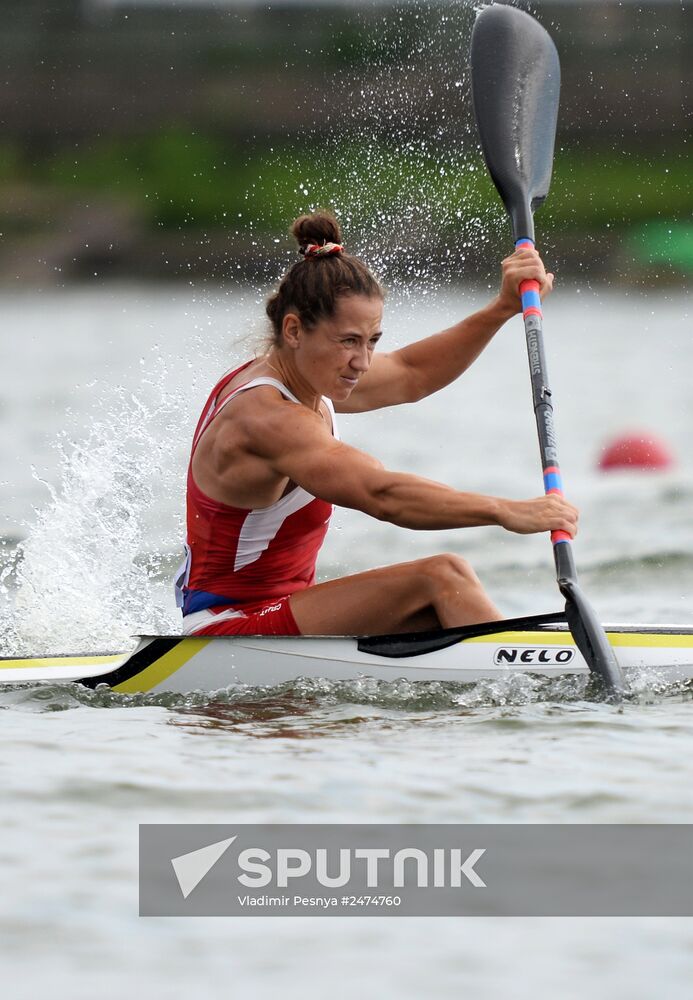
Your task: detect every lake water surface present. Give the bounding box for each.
[1,283,693,998]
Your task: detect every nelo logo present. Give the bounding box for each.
[493,646,576,665]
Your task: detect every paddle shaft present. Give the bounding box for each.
[516,238,570,547]
[517,238,623,696]
[517,237,582,588]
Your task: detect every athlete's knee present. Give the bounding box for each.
[419,553,480,591]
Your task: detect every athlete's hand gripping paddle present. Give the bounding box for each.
[470,3,623,698]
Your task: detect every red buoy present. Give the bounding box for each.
[598,432,675,472]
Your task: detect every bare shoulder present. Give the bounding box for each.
[218,385,329,459]
[190,382,333,509]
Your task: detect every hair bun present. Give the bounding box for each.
[291,211,342,251]
[265,209,382,341]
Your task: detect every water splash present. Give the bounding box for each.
[3,668,690,718]
[247,1,503,302]
[0,372,185,656]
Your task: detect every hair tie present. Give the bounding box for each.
[300,242,343,258]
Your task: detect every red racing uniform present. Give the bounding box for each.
[174,362,337,636]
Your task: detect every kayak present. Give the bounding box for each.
[2,612,693,693]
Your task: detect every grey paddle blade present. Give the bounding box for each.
[471,3,560,242]
[562,581,624,700]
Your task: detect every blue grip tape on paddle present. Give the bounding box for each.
[543,469,563,492]
[521,288,542,311]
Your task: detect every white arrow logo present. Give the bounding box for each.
[171,836,237,899]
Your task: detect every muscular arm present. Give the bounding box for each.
[243,395,577,536]
[339,247,554,414]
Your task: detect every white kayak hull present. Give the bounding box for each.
[2,614,693,693]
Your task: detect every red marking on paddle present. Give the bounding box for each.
[551,530,572,544]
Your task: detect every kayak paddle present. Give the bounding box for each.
[470,3,624,698]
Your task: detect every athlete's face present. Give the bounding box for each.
[294,294,384,401]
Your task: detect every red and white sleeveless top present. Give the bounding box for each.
[174,362,337,615]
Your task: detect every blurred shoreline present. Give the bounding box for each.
[1,1,690,288]
[1,221,690,288]
[2,175,692,288]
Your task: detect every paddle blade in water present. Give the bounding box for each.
[562,583,624,701]
[470,3,560,242]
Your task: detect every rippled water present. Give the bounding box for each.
[2,283,693,998]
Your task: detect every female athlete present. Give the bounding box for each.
[175,212,577,637]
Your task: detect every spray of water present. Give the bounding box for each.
[0,376,187,655]
[244,2,503,301]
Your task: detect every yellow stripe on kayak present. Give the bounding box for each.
[464,630,693,648]
[112,637,212,693]
[0,654,123,671]
[608,631,693,648]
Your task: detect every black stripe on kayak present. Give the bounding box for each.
[357,611,570,659]
[77,637,184,689]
